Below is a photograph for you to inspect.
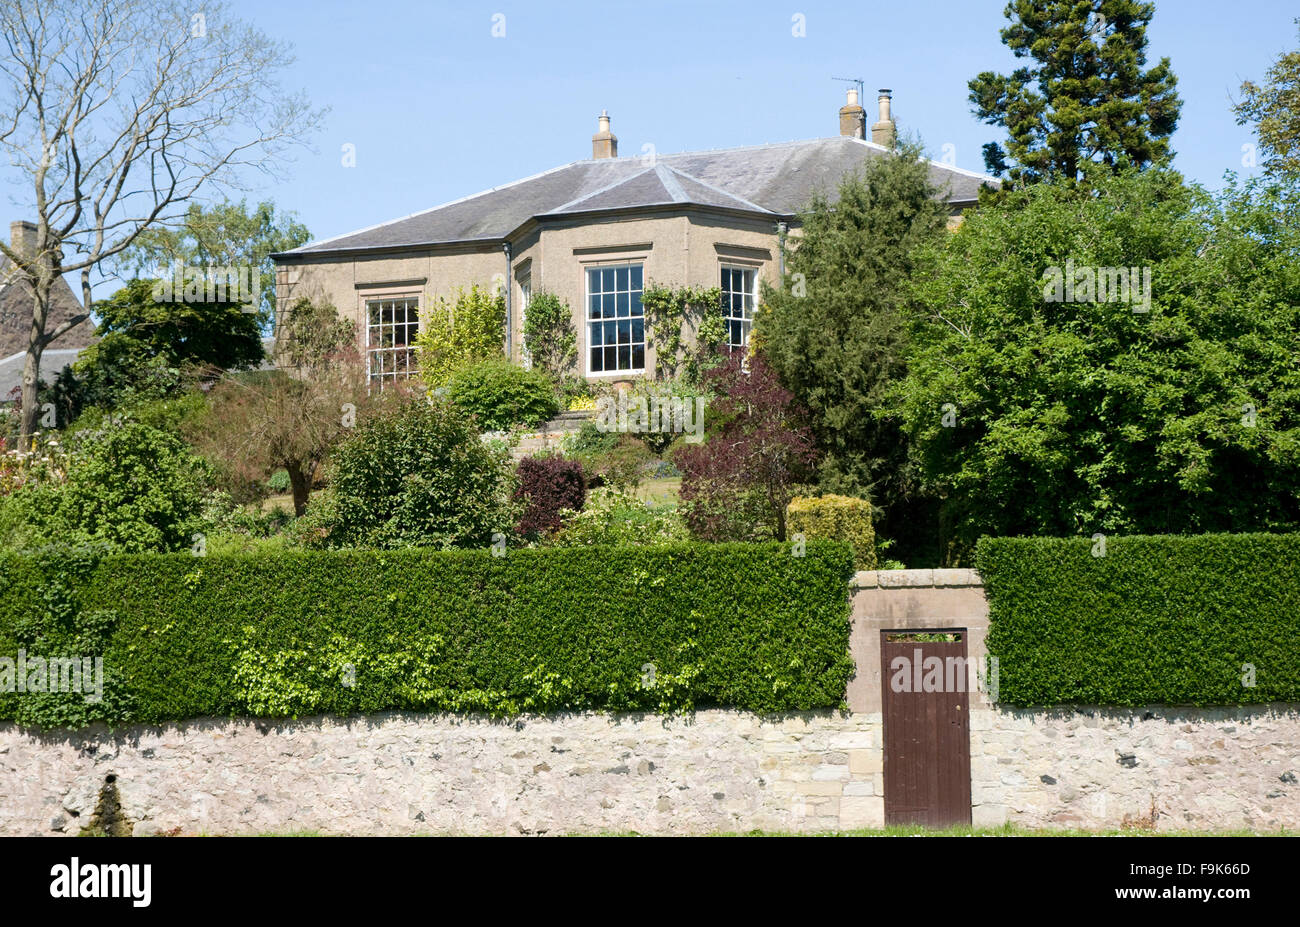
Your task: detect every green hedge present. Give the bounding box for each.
[0,541,853,728]
[977,533,1300,706]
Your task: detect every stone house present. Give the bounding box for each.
[0,220,97,403]
[271,90,997,386]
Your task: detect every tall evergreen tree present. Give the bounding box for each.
[755,141,949,555]
[969,0,1181,186]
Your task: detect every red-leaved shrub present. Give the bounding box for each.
[674,351,817,541]
[515,455,586,538]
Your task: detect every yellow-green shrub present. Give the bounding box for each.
[787,494,876,570]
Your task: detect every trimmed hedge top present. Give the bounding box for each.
[0,541,854,728]
[977,533,1300,707]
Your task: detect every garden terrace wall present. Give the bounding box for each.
[2,553,1298,834]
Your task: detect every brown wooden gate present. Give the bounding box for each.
[881,630,972,827]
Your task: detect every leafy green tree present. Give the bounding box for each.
[311,397,517,549]
[115,200,311,325]
[755,142,949,540]
[899,168,1300,562]
[969,0,1181,185]
[1235,19,1300,181]
[522,290,577,379]
[414,285,505,388]
[53,278,264,421]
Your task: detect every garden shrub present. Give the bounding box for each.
[676,352,816,542]
[618,376,712,454]
[309,396,516,549]
[447,357,558,431]
[414,285,506,388]
[977,533,1300,706]
[514,455,585,538]
[562,423,653,491]
[521,290,577,380]
[0,541,855,726]
[0,421,210,554]
[546,488,689,547]
[787,495,877,570]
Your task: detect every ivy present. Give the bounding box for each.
[641,283,726,382]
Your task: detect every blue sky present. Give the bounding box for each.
[229,0,1294,248]
[5,0,1298,279]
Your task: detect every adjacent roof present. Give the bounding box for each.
[280,136,998,257]
[0,256,97,357]
[0,348,83,402]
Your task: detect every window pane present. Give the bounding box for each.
[630,291,643,317]
[616,292,629,317]
[589,294,600,318]
[631,319,644,344]
[604,346,617,370]
[601,268,614,291]
[632,344,645,370]
[618,345,630,369]
[590,346,603,372]
[590,323,603,347]
[615,266,629,290]
[630,264,642,289]
[617,319,630,344]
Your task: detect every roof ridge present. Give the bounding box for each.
[653,163,689,203]
[546,164,656,213]
[282,157,591,254]
[662,164,775,214]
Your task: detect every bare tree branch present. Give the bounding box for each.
[0,0,323,438]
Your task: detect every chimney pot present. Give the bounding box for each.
[872,89,895,148]
[592,111,618,159]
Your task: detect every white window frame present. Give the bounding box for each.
[720,263,757,352]
[518,272,532,369]
[584,261,646,377]
[364,294,420,387]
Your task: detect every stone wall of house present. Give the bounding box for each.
[2,570,1296,836]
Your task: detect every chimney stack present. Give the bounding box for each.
[838,88,866,139]
[9,220,37,258]
[872,89,895,147]
[592,110,618,159]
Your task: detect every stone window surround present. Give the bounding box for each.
[719,260,759,351]
[578,248,651,378]
[357,282,422,385]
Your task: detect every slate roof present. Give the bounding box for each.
[0,348,83,403]
[0,256,97,357]
[0,338,276,405]
[280,137,998,257]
